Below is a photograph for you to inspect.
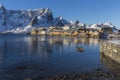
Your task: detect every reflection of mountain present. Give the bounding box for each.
[0,36,101,79]
[0,36,100,67]
[0,36,100,58]
[0,36,53,62]
[100,53,120,71]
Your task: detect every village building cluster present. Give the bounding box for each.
[30,23,119,38]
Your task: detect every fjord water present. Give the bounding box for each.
[0,35,118,79]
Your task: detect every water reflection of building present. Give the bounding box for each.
[31,36,52,58]
[48,37,73,54]
[100,53,120,71]
[0,36,53,63]
[63,38,70,46]
[50,38,64,54]
[0,36,100,66]
[73,38,99,45]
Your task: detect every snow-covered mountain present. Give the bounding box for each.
[52,16,68,26]
[0,4,68,33]
[88,22,115,29]
[0,4,54,28]
[0,4,118,33]
[68,21,118,33]
[86,22,118,33]
[68,20,86,29]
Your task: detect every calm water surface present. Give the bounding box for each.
[0,34,119,80]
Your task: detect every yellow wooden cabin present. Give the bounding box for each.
[72,31,79,37]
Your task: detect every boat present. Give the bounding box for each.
[76,47,84,52]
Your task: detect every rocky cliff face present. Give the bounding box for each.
[0,4,68,31]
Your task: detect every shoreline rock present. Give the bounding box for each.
[33,69,120,80]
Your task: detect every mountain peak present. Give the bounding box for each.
[104,22,114,28]
[52,16,67,26]
[0,3,6,15]
[58,16,63,20]
[0,4,3,8]
[104,22,112,25]
[0,4,5,10]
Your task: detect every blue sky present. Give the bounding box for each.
[0,0,120,28]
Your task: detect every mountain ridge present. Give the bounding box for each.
[0,4,119,33]
[0,4,68,29]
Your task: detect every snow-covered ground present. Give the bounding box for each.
[108,40,120,45]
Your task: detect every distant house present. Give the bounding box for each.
[118,30,120,34]
[63,25,70,30]
[63,30,73,36]
[101,27,113,34]
[48,30,63,36]
[37,30,46,35]
[93,31,99,36]
[54,27,63,30]
[72,31,79,36]
[31,28,38,35]
[78,29,86,33]
[88,30,93,35]
[92,30,99,37]
[48,31,53,36]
